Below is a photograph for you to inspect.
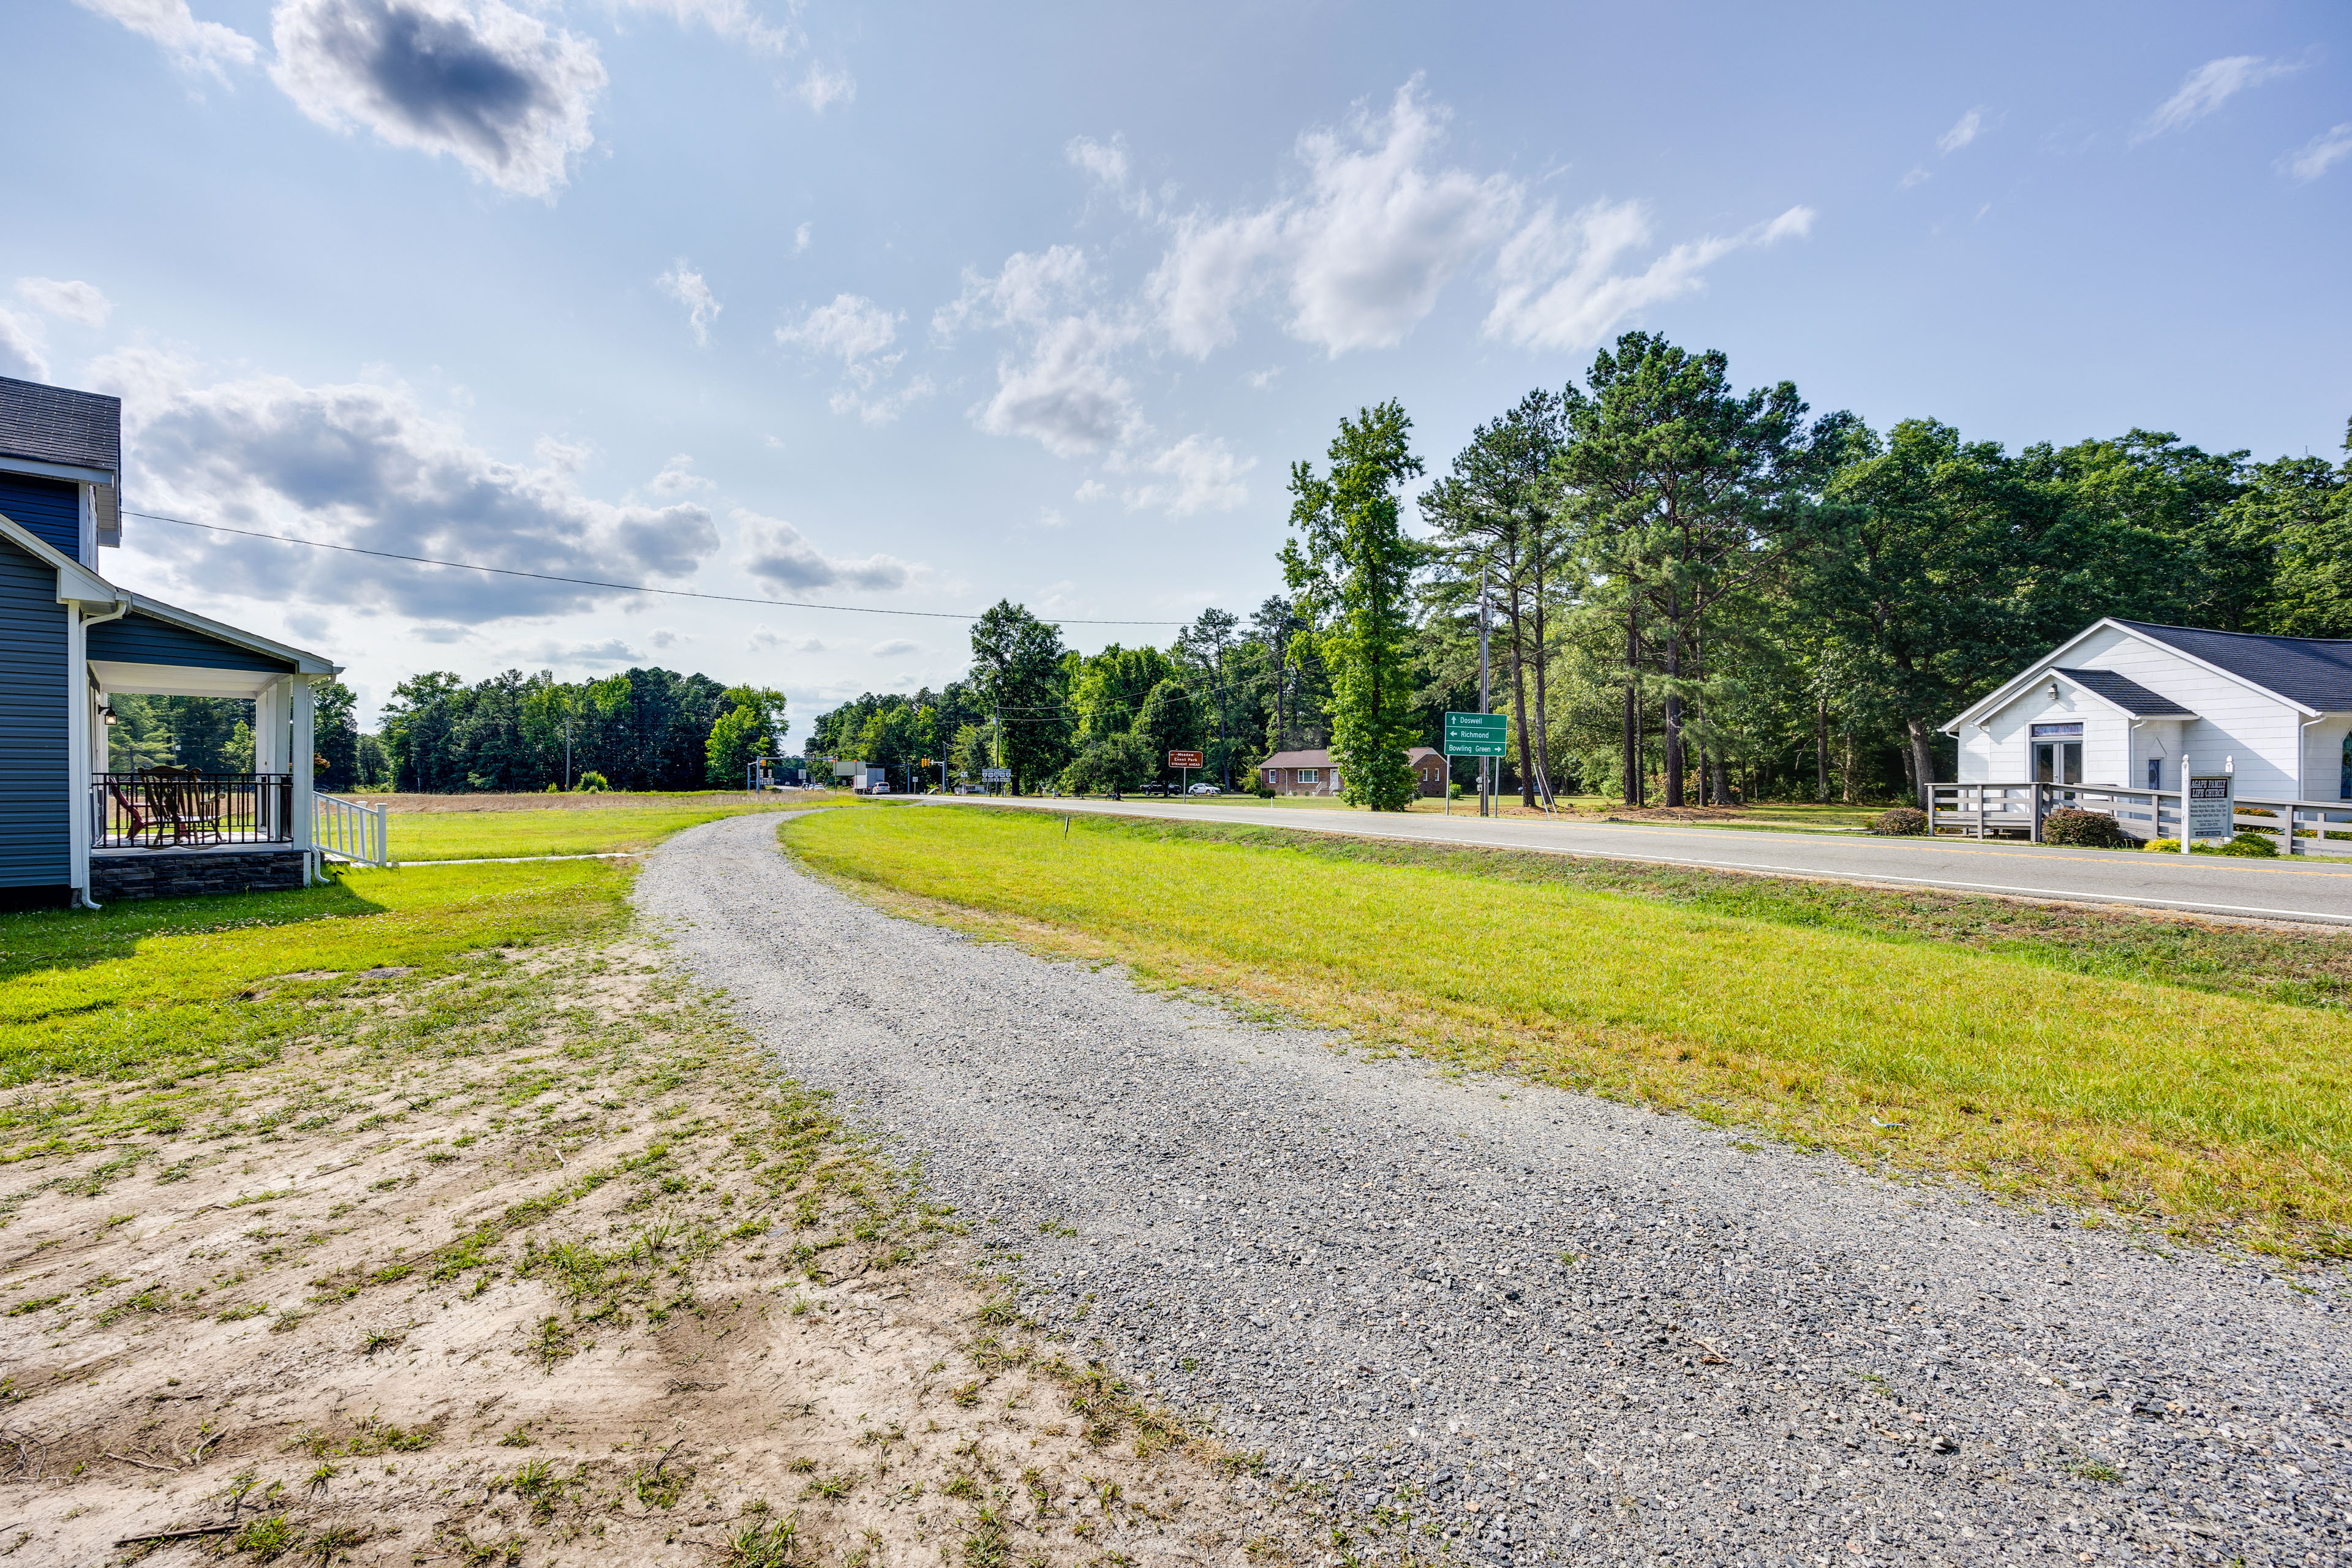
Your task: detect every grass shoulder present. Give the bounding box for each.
[784,805,2352,1263]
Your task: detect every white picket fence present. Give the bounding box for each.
[1929,782,2352,856]
[314,793,393,866]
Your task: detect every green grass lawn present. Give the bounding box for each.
[0,861,632,1087]
[787,805,2352,1259]
[385,796,826,861]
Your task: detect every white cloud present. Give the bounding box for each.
[938,247,1144,455]
[796,64,854,112]
[733,508,914,595]
[1066,135,1128,186]
[1896,167,1931,191]
[533,434,592,474]
[270,0,606,199]
[793,221,812,254]
[1147,78,1518,358]
[616,0,795,54]
[656,260,722,345]
[72,0,258,79]
[1073,480,1109,503]
[2138,55,2302,141]
[1937,107,1985,154]
[1036,508,1066,529]
[1483,200,1814,353]
[777,293,933,424]
[646,627,682,649]
[2283,123,2352,181]
[870,638,921,657]
[1115,434,1253,517]
[18,277,114,326]
[86,347,720,622]
[782,293,899,364]
[522,637,640,666]
[0,310,50,382]
[750,630,827,654]
[645,453,711,495]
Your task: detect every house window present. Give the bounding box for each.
[2342,734,2351,801]
[2148,757,2162,790]
[1298,769,1319,783]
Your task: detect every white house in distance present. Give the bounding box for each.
[1943,619,2352,802]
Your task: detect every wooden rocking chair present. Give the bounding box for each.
[140,767,225,846]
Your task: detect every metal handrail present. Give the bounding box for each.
[92,771,294,848]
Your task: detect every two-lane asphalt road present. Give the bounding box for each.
[913,794,2352,924]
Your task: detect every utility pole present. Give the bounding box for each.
[563,698,574,791]
[1479,562,1492,818]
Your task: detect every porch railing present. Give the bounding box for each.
[93,772,294,848]
[314,793,393,866]
[1930,782,2352,856]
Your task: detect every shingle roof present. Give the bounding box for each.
[2114,620,2352,713]
[1261,748,1332,770]
[2052,667,2196,717]
[0,376,121,473]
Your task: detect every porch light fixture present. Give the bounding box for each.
[2048,680,2060,699]
[99,704,117,726]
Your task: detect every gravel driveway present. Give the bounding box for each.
[639,812,2351,1567]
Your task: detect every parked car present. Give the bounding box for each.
[1186,782,1221,795]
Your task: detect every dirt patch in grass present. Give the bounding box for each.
[0,941,1293,1566]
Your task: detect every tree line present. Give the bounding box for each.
[813,330,2350,810]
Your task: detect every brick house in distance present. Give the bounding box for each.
[1258,746,1447,797]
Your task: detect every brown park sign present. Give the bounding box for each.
[1169,750,1205,769]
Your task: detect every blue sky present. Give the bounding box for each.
[3,1,2346,739]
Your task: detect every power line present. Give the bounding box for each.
[122,509,1186,627]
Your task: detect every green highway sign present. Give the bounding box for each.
[1443,710,1509,757]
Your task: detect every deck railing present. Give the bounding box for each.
[93,772,293,848]
[314,793,393,866]
[1930,782,2352,856]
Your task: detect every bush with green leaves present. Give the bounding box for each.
[2204,831,2281,858]
[575,771,609,793]
[1868,807,1928,836]
[2040,808,2137,848]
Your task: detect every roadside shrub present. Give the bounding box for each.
[2147,832,2284,856]
[576,771,609,793]
[2040,809,2136,849]
[1869,807,1928,836]
[2202,831,2280,858]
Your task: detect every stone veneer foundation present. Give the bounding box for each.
[91,849,308,902]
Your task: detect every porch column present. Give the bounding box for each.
[253,677,287,775]
[292,677,317,883]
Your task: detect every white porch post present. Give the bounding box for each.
[66,609,91,902]
[253,677,286,775]
[293,677,317,883]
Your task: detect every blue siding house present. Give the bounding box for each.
[0,375,344,907]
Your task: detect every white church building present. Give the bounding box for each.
[1943,619,2352,803]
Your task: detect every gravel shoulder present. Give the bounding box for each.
[641,812,2352,1568]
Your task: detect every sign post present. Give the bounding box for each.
[1169,749,1204,796]
[1442,712,1509,818]
[981,766,1011,794]
[2186,766,2233,849]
